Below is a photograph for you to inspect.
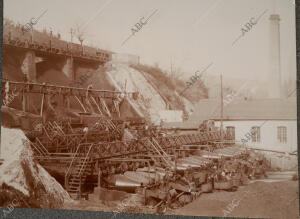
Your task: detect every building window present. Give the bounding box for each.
[251,126,260,142]
[277,126,287,143]
[226,126,235,140]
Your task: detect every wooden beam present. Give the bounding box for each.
[85,96,95,114]
[22,90,26,112]
[90,96,103,115]
[40,93,45,116]
[100,98,111,118]
[2,80,134,99]
[113,100,120,118]
[74,95,87,113]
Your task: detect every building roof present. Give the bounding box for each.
[189,98,297,122]
[163,121,200,129]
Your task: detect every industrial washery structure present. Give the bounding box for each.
[0,19,274,212]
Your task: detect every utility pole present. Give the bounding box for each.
[79,38,84,55]
[31,25,34,43]
[49,27,53,50]
[170,58,172,74]
[220,74,224,147]
[70,28,74,54]
[69,28,75,81]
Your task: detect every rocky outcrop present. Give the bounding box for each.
[0,127,72,209]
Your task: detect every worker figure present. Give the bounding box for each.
[93,122,100,130]
[83,126,89,142]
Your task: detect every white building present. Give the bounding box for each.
[189,98,297,169]
[190,98,297,153]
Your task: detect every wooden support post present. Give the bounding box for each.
[81,96,85,110]
[90,96,103,115]
[22,90,26,112]
[79,176,82,199]
[86,96,95,114]
[144,185,147,206]
[67,96,70,110]
[65,175,68,190]
[173,147,177,172]
[98,169,101,188]
[62,95,65,108]
[74,95,87,113]
[100,98,111,118]
[96,160,100,187]
[40,93,45,116]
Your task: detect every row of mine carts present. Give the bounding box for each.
[104,145,269,213]
[3,22,111,62]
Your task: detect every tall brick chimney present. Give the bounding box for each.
[269,14,282,99]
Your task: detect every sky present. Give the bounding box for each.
[3,0,297,84]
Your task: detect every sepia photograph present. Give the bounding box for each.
[0,0,298,218]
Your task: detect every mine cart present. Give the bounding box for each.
[214,180,233,190]
[201,182,213,193]
[231,172,242,187]
[169,180,196,193]
[145,186,169,201]
[193,171,208,187]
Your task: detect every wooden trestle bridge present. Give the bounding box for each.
[2,80,138,117]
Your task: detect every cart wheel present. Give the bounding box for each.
[146,197,157,207]
[156,203,167,214]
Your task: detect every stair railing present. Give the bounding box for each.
[35,137,50,156]
[30,142,46,157]
[152,138,174,167]
[65,143,82,189]
[152,138,169,158]
[77,143,94,178]
[52,121,65,136]
[147,139,172,167]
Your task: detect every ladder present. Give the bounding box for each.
[65,143,94,199]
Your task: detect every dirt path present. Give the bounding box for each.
[167,180,299,218]
[63,172,299,219]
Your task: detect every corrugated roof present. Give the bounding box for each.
[189,98,297,121]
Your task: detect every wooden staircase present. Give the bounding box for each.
[65,143,94,199]
[147,137,174,169]
[31,138,50,156]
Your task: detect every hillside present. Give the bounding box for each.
[130,64,208,121]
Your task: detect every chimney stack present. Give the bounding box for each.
[269,14,282,99]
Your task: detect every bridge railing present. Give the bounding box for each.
[2,80,136,99]
[3,25,112,62]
